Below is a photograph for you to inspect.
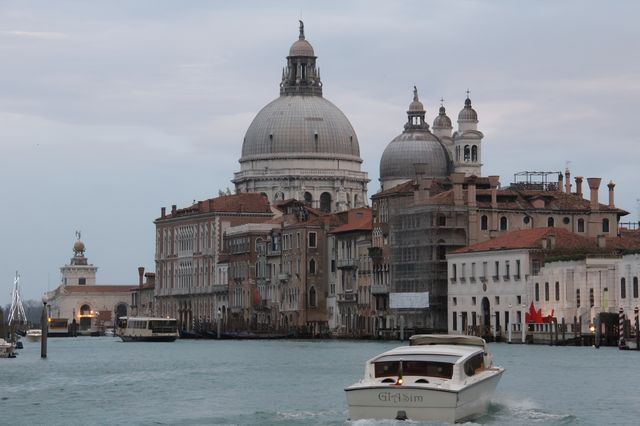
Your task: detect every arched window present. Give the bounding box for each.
[544,282,549,301]
[80,304,91,315]
[309,258,316,275]
[471,145,478,162]
[115,303,127,319]
[555,282,560,301]
[455,146,460,161]
[274,191,285,202]
[535,283,539,302]
[353,194,359,207]
[633,277,639,298]
[303,192,313,205]
[547,217,555,227]
[577,218,585,233]
[464,145,471,161]
[320,192,332,212]
[500,216,508,231]
[602,218,610,233]
[621,277,626,299]
[481,215,488,230]
[309,286,317,308]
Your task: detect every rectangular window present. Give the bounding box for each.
[589,288,594,307]
[555,282,560,301]
[515,260,521,279]
[471,263,476,281]
[495,296,500,305]
[576,289,581,308]
[452,312,457,331]
[331,259,336,273]
[78,278,86,285]
[472,296,476,306]
[452,264,457,280]
[308,232,317,248]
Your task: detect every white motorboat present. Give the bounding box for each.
[26,329,42,341]
[0,338,16,358]
[116,316,179,342]
[345,334,504,423]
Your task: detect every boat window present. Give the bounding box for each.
[374,359,455,379]
[464,353,485,376]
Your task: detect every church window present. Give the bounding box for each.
[577,218,585,233]
[602,218,610,233]
[309,259,316,275]
[303,192,313,205]
[471,145,478,162]
[78,277,86,285]
[633,277,638,298]
[464,145,471,162]
[621,278,626,299]
[320,192,332,212]
[500,216,508,231]
[481,215,488,230]
[547,217,554,227]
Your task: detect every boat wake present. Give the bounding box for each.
[480,398,577,425]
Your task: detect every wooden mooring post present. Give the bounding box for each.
[40,301,48,358]
[635,307,639,351]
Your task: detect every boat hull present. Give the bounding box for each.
[346,369,503,423]
[119,335,177,342]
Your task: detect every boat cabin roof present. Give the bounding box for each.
[118,316,177,321]
[372,344,483,364]
[409,334,487,349]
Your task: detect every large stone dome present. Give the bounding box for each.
[380,131,452,181]
[240,95,360,160]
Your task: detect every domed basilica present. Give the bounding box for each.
[379,87,484,191]
[233,22,369,212]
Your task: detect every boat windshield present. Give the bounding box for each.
[373,354,460,379]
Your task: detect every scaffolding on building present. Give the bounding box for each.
[389,203,468,332]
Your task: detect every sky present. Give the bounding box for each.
[1,0,639,306]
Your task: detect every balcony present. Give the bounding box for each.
[337,258,358,269]
[337,292,358,303]
[278,273,290,282]
[371,284,388,294]
[212,284,228,294]
[267,248,281,257]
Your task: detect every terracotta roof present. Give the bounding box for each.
[64,285,135,293]
[330,208,372,234]
[454,227,595,254]
[373,180,417,197]
[160,193,272,219]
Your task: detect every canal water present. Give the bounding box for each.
[1,337,639,425]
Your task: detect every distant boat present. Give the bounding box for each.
[0,338,16,358]
[48,318,70,337]
[26,329,42,341]
[116,317,179,342]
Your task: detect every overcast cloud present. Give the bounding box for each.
[1,0,639,306]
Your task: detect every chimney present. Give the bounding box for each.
[548,234,556,249]
[607,181,615,208]
[587,177,601,211]
[171,204,177,214]
[541,238,548,249]
[451,173,465,206]
[557,173,563,192]
[467,176,477,207]
[488,176,500,208]
[161,207,166,218]
[597,234,606,248]
[564,169,571,193]
[138,266,145,287]
[575,177,583,198]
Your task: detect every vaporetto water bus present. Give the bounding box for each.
[116,317,179,342]
[345,334,504,423]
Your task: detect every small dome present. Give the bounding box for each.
[408,85,425,112]
[73,240,85,253]
[289,38,315,57]
[380,132,452,181]
[458,97,478,121]
[433,106,452,129]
